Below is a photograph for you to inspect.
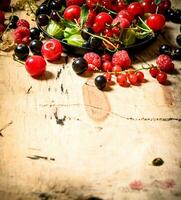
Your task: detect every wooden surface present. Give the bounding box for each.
[0,1,181,200]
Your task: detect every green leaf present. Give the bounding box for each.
[80,5,89,27]
[135,31,152,40]
[64,27,80,38]
[46,20,64,39]
[154,0,162,5]
[65,34,85,47]
[60,17,78,29]
[122,29,136,46]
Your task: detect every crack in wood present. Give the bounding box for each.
[61,83,64,93]
[40,103,181,122]
[26,155,55,161]
[0,121,13,137]
[56,69,62,80]
[26,86,32,94]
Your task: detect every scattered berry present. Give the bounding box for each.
[156,54,174,73]
[116,73,127,86]
[16,19,30,28]
[128,73,138,85]
[159,44,172,56]
[14,26,30,44]
[36,4,50,15]
[102,61,113,72]
[136,71,144,82]
[149,67,159,78]
[72,57,88,74]
[41,39,63,61]
[112,50,131,69]
[95,75,107,90]
[156,71,167,84]
[176,34,181,46]
[172,48,181,61]
[14,44,29,60]
[29,39,43,55]
[104,72,112,82]
[30,27,40,40]
[25,55,46,77]
[83,52,101,68]
[49,0,62,10]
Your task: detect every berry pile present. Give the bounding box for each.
[72,49,175,90]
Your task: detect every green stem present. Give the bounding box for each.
[96,3,117,15]
[138,16,154,36]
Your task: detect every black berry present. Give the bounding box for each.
[95,75,107,90]
[152,158,164,166]
[81,27,94,40]
[14,44,29,60]
[172,48,181,61]
[176,34,181,46]
[37,14,49,26]
[159,44,172,56]
[8,21,17,29]
[49,0,62,10]
[82,41,90,48]
[72,57,88,74]
[36,4,50,16]
[29,39,43,55]
[89,37,102,49]
[50,11,60,22]
[30,27,40,40]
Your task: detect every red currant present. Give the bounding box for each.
[103,28,113,37]
[112,65,122,74]
[146,14,166,31]
[149,67,159,78]
[101,53,111,62]
[141,1,156,14]
[95,12,113,27]
[112,27,120,36]
[86,0,100,8]
[136,71,144,82]
[156,71,167,84]
[63,5,81,21]
[128,73,138,85]
[102,61,113,72]
[25,55,46,76]
[116,74,127,86]
[104,72,112,82]
[41,39,63,61]
[127,2,144,17]
[92,22,105,33]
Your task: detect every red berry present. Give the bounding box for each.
[94,12,113,28]
[112,26,120,36]
[146,14,166,31]
[102,61,113,72]
[156,54,174,73]
[113,17,130,29]
[117,10,134,23]
[92,22,105,33]
[127,2,144,17]
[157,0,171,14]
[25,55,46,77]
[112,65,122,74]
[128,73,138,85]
[116,0,128,12]
[141,1,156,13]
[116,74,127,86]
[63,5,81,21]
[87,63,96,71]
[101,53,111,62]
[66,0,85,6]
[14,26,30,44]
[85,9,96,27]
[112,50,131,70]
[156,71,167,84]
[104,72,112,82]
[0,23,5,33]
[16,19,30,29]
[83,52,101,68]
[41,39,63,61]
[103,28,113,37]
[149,67,159,78]
[86,0,100,8]
[136,71,144,82]
[0,11,5,24]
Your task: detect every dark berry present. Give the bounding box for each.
[72,57,88,74]
[8,21,17,29]
[82,41,90,48]
[9,15,19,23]
[36,4,50,16]
[152,158,164,166]
[172,48,181,61]
[29,39,43,55]
[89,36,102,49]
[176,34,181,46]
[37,14,49,26]
[95,75,107,90]
[50,11,60,22]
[30,27,40,40]
[81,27,94,40]
[170,9,181,23]
[159,44,172,56]
[14,44,29,60]
[49,0,62,10]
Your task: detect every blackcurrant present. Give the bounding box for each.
[89,37,102,49]
[37,14,49,26]
[29,39,43,55]
[172,48,181,61]
[14,44,29,60]
[176,34,181,46]
[159,44,172,56]
[95,75,107,90]
[30,27,40,40]
[50,11,60,22]
[165,9,174,21]
[9,15,19,23]
[81,27,94,40]
[8,21,17,29]
[36,4,50,16]
[82,41,90,48]
[72,57,88,74]
[49,0,62,10]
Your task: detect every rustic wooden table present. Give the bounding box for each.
[0,1,181,200]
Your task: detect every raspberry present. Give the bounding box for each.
[83,52,101,68]
[66,0,85,6]
[0,11,5,24]
[156,54,174,73]
[14,26,30,44]
[112,50,131,69]
[16,19,30,28]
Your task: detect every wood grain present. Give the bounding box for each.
[0,1,181,199]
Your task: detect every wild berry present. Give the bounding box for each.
[95,75,107,90]
[156,54,174,73]
[72,57,88,74]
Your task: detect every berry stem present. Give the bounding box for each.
[138,16,154,36]
[96,3,117,15]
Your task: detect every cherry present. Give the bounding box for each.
[136,71,144,82]
[103,28,113,37]
[94,12,113,28]
[116,74,127,86]
[141,1,156,14]
[149,67,159,78]
[25,55,46,77]
[146,14,166,31]
[156,71,167,84]
[113,17,130,29]
[117,10,134,23]
[86,0,100,9]
[112,27,120,36]
[63,5,81,21]
[128,73,138,85]
[92,22,105,33]
[127,2,144,17]
[102,61,113,72]
[41,39,63,61]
